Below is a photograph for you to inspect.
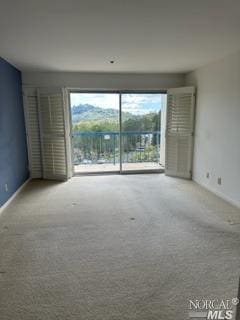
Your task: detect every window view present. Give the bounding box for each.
[121,93,166,172]
[71,93,120,173]
[70,92,166,173]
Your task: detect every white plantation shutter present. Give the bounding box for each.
[38,88,70,180]
[23,88,42,178]
[165,87,195,179]
[63,88,73,179]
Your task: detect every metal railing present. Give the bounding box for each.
[72,131,161,165]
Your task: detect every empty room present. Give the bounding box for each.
[0,1,240,319]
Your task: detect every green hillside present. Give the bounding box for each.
[71,104,133,123]
[71,104,161,132]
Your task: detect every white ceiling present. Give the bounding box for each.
[1,0,240,73]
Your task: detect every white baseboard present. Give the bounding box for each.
[193,179,240,209]
[0,178,30,216]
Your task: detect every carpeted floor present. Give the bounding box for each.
[0,174,240,320]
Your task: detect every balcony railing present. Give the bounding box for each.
[72,131,161,165]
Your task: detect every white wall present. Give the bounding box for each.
[186,51,240,207]
[22,72,185,90]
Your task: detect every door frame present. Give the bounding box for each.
[67,89,166,175]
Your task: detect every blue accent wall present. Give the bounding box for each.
[0,58,29,206]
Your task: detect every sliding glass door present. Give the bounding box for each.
[70,92,166,174]
[71,93,120,173]
[121,93,164,172]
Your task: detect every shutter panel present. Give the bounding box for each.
[165,87,195,179]
[38,88,70,180]
[63,88,73,179]
[23,88,42,178]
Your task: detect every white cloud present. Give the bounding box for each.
[70,93,164,115]
[122,94,162,114]
[71,93,119,109]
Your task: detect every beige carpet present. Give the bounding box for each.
[0,174,240,320]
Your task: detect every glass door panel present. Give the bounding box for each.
[70,93,120,173]
[121,93,165,172]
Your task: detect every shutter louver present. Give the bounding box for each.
[38,89,68,180]
[165,87,195,179]
[23,88,42,178]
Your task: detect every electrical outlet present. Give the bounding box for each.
[206,172,210,179]
[4,184,8,192]
[217,177,222,185]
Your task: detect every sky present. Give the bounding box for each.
[70,93,165,115]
